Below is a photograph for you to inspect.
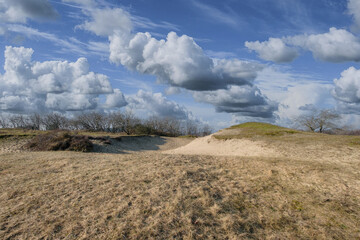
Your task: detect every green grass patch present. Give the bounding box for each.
[215,122,300,140]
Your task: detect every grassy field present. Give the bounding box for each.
[0,124,360,239]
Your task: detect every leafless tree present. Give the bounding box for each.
[43,113,69,130]
[296,109,340,133]
[8,115,30,129]
[199,124,213,136]
[73,112,109,132]
[107,112,125,133]
[122,110,140,135]
[184,120,199,136]
[0,114,9,128]
[28,113,43,130]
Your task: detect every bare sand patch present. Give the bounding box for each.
[164,134,279,157]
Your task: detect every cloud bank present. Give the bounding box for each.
[0,46,127,113]
[72,6,276,118]
[246,28,360,63]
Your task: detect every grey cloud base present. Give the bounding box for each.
[193,86,277,118]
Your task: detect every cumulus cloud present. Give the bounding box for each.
[247,28,360,63]
[0,46,126,113]
[127,90,192,120]
[333,66,360,105]
[109,31,264,91]
[0,0,57,24]
[76,5,275,118]
[193,85,278,118]
[348,0,360,32]
[255,66,336,126]
[287,28,360,62]
[105,89,128,108]
[245,38,298,63]
[45,93,98,111]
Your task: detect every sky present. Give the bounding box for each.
[1,0,360,130]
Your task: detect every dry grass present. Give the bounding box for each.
[0,125,360,239]
[25,131,93,152]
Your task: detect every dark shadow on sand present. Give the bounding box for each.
[91,135,168,154]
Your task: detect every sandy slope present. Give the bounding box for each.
[164,134,278,157]
[0,135,194,154]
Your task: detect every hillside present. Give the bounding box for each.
[0,124,360,239]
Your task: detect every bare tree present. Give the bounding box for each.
[107,112,125,133]
[296,109,340,133]
[0,114,9,128]
[184,120,199,136]
[43,113,69,130]
[8,115,30,129]
[74,112,108,132]
[199,124,213,137]
[122,110,140,135]
[28,113,43,130]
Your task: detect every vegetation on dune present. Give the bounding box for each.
[25,131,93,152]
[214,122,360,149]
[214,122,300,139]
[230,122,300,135]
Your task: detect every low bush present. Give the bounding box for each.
[26,131,93,152]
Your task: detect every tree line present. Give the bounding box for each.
[0,111,212,137]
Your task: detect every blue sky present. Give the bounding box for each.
[1,0,360,130]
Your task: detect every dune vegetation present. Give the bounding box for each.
[0,123,359,239]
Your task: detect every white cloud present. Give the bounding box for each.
[333,66,360,104]
[287,27,360,62]
[245,38,298,63]
[76,8,132,37]
[193,85,277,118]
[256,66,335,126]
[109,31,263,91]
[105,89,127,108]
[0,0,57,34]
[45,93,98,111]
[0,0,57,24]
[75,5,275,118]
[127,90,193,120]
[0,46,126,113]
[348,0,360,32]
[247,28,360,63]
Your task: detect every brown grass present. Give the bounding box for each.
[0,125,360,239]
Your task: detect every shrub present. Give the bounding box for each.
[26,131,93,152]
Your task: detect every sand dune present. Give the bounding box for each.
[164,134,278,157]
